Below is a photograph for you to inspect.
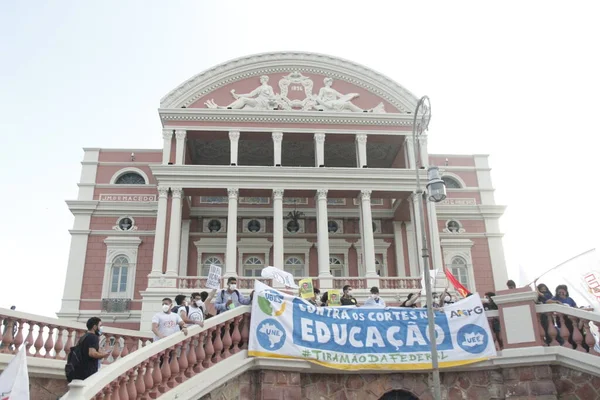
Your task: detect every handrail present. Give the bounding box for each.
[0,307,152,362]
[61,306,251,399]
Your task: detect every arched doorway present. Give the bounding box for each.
[379,390,419,400]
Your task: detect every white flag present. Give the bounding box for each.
[0,346,30,400]
[261,266,299,289]
[537,249,600,311]
[420,269,439,295]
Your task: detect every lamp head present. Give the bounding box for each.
[426,166,447,202]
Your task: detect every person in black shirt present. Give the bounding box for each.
[341,285,358,306]
[75,317,111,380]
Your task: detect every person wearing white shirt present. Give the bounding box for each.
[152,297,188,342]
[363,286,386,308]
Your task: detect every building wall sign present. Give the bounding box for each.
[99,194,157,202]
[439,198,476,206]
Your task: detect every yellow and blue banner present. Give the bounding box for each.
[248,280,496,370]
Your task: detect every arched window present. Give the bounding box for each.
[329,256,344,277]
[379,389,419,400]
[202,256,222,276]
[110,256,129,293]
[243,256,263,277]
[115,172,146,185]
[284,256,305,277]
[442,176,461,189]
[451,256,469,286]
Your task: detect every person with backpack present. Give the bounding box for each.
[214,277,253,314]
[172,294,195,326]
[65,317,110,382]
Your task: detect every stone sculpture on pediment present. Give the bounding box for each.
[205,75,277,110]
[204,72,386,113]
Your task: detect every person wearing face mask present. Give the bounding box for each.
[71,317,111,381]
[341,285,358,306]
[151,298,188,342]
[215,277,253,314]
[363,286,386,308]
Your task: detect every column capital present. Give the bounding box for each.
[272,189,284,199]
[229,131,240,141]
[171,187,183,198]
[272,131,283,142]
[227,188,239,199]
[411,191,423,203]
[158,186,170,198]
[355,133,368,144]
[162,129,173,140]
[175,129,187,140]
[316,189,328,200]
[360,190,372,201]
[314,133,326,144]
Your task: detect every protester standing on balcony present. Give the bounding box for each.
[506,280,516,289]
[341,285,358,306]
[363,287,386,308]
[552,285,577,307]
[73,317,111,380]
[215,277,253,314]
[152,298,188,342]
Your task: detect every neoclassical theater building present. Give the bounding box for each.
[58,52,508,330]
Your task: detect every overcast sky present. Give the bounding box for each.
[1,1,599,317]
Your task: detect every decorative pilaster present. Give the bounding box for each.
[316,189,332,279]
[166,187,183,276]
[225,188,239,277]
[272,189,284,269]
[229,131,240,166]
[175,130,187,165]
[393,221,406,276]
[272,132,283,166]
[162,129,173,165]
[179,219,191,276]
[150,186,170,275]
[314,133,325,167]
[360,190,378,279]
[355,134,368,168]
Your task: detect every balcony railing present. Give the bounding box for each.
[0,308,152,363]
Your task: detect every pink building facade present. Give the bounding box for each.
[58,52,508,331]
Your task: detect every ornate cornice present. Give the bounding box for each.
[160,52,419,112]
[159,109,413,127]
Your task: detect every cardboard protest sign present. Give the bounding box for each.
[206,264,222,289]
[299,279,314,299]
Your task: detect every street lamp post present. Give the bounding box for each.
[411,96,446,400]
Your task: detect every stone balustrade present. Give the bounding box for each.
[61,306,251,400]
[0,308,152,363]
[379,277,422,290]
[332,277,367,289]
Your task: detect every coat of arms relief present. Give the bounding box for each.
[204,72,386,113]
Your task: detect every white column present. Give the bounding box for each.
[272,189,284,268]
[419,135,428,168]
[225,188,239,277]
[229,131,240,165]
[314,133,325,167]
[355,134,368,168]
[166,187,183,276]
[272,132,283,166]
[404,136,416,169]
[150,186,170,275]
[162,129,173,165]
[404,221,419,277]
[393,221,406,276]
[316,189,332,277]
[360,190,377,278]
[175,129,187,165]
[410,192,426,274]
[427,200,443,270]
[486,218,509,291]
[179,219,191,276]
